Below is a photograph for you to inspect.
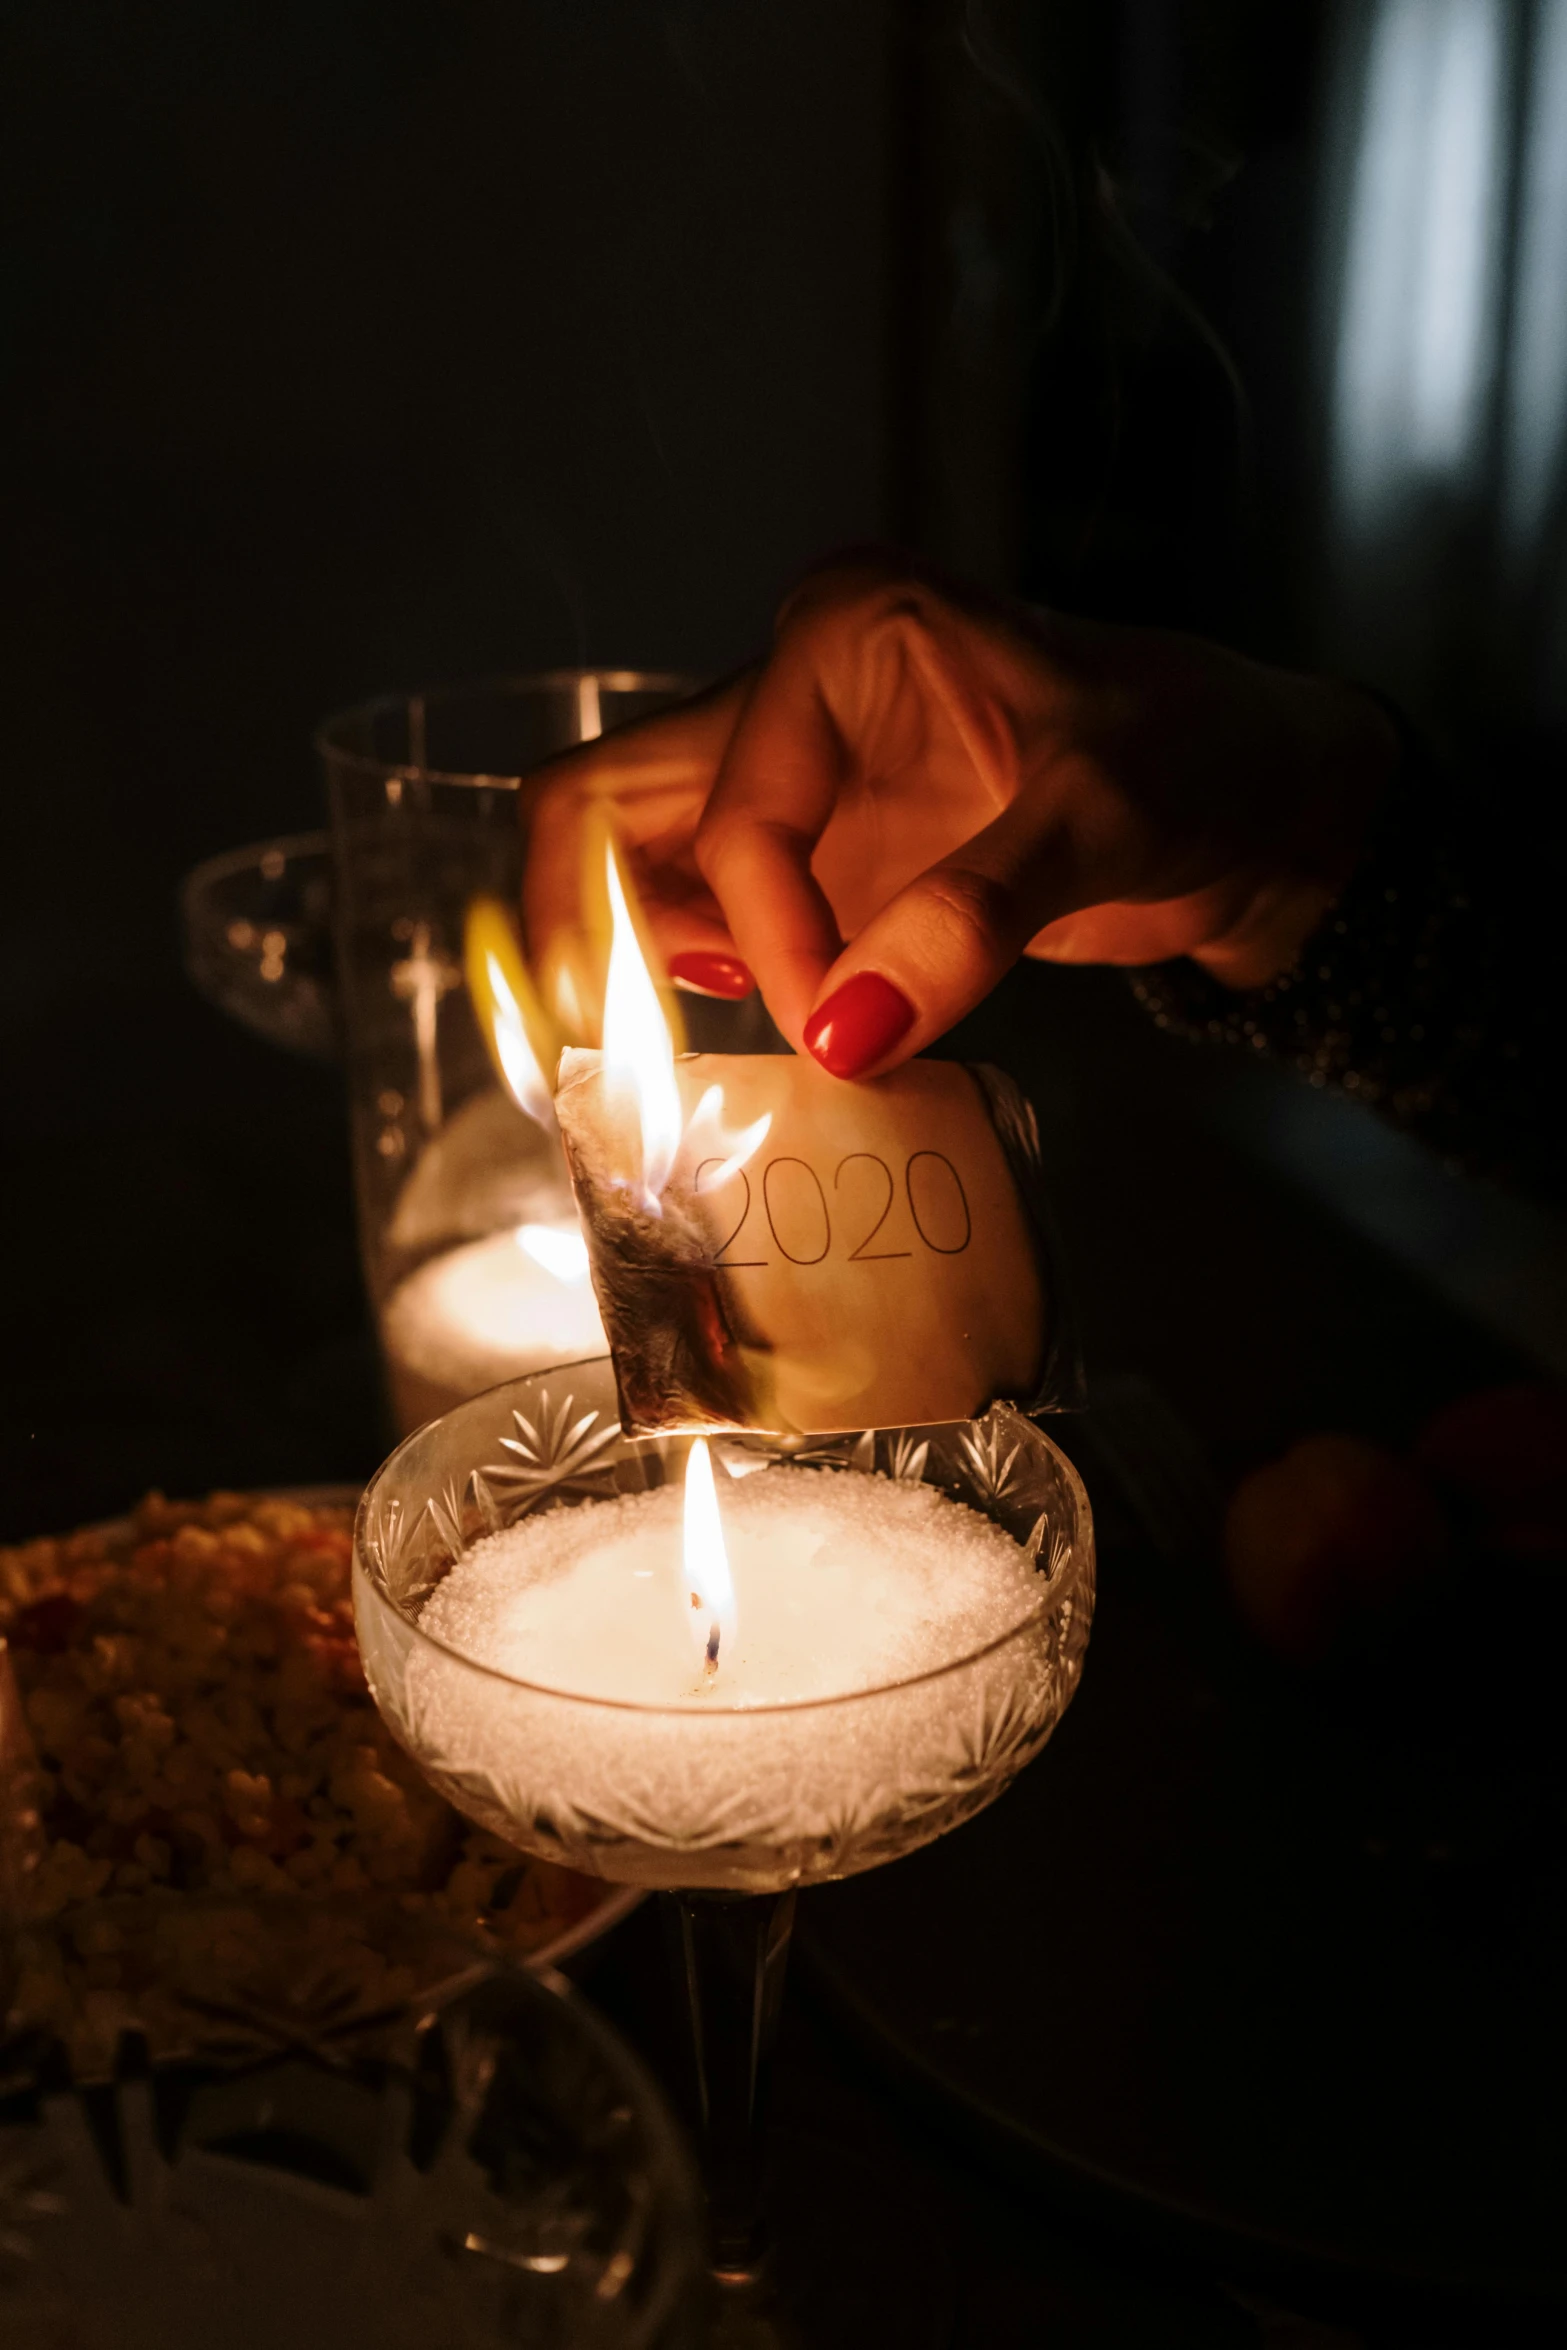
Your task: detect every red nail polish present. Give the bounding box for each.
[669,951,756,1000]
[803,971,916,1078]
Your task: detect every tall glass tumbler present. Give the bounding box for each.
[318,674,696,1434]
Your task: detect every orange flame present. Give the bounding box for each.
[463,898,557,1129]
[600,836,684,1208]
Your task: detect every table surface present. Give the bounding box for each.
[5,957,1558,2348]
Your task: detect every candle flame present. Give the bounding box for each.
[515,1223,591,1282]
[601,837,684,1209]
[464,898,557,1129]
[683,1436,737,1673]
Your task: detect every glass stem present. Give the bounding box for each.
[660,1886,797,2281]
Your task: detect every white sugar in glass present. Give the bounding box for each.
[420,1469,1040,1708]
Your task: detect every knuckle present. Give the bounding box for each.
[692,802,738,872]
[693,803,758,884]
[777,557,929,648]
[697,805,815,894]
[918,867,1022,961]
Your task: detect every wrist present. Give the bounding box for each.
[1197,677,1401,990]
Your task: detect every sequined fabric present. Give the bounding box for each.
[1129,698,1556,1196]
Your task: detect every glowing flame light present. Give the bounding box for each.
[516,1223,590,1282]
[683,1436,737,1675]
[601,839,684,1209]
[487,952,553,1127]
[464,898,556,1130]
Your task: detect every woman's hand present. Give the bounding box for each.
[524,554,1397,1078]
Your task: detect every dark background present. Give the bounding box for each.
[5,0,1566,1527]
[2,0,1564,1503]
[2,1,901,1523]
[2,9,1565,2341]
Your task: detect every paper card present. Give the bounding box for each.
[556,1050,1047,1436]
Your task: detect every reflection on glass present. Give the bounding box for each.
[316,674,697,1434]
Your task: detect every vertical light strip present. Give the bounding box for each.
[1334,0,1431,523]
[1410,0,1505,467]
[1503,0,1567,554]
[1333,0,1507,531]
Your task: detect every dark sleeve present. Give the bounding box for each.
[1127,702,1561,1199]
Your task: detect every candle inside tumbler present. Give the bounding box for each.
[417,1461,1039,1707]
[380,1222,608,1431]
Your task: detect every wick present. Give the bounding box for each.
[705,1621,721,1674]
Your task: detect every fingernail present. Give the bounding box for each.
[669,951,756,999]
[803,971,916,1078]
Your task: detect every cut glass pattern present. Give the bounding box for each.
[0,1908,703,2347]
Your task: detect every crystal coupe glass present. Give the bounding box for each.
[352,1360,1094,2331]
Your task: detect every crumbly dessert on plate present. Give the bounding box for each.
[0,1489,604,2072]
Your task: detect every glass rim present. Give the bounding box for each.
[179,827,331,901]
[315,668,704,787]
[353,1363,1093,1721]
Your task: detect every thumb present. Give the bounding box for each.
[801,801,1086,1077]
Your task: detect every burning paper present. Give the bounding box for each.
[557,1048,1078,1436]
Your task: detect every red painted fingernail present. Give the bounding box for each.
[669,951,756,999]
[803,971,916,1078]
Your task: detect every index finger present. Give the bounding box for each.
[693,634,853,1045]
[522,673,751,964]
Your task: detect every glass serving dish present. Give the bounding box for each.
[351,1359,1094,2318]
[0,1483,643,2082]
[0,1892,705,2349]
